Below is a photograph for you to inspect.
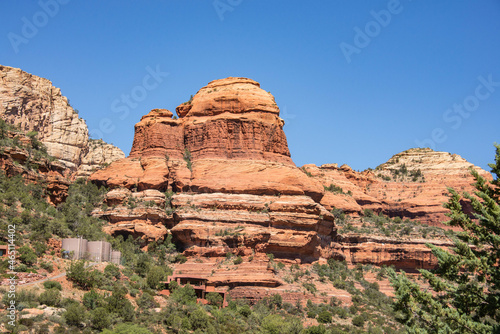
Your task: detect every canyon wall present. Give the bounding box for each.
[0,65,124,176]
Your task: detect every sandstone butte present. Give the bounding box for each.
[90,76,492,291]
[91,77,335,263]
[0,65,125,177]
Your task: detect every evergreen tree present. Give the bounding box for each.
[389,144,500,333]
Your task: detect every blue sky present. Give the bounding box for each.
[1,1,499,172]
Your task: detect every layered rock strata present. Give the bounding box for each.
[0,65,124,175]
[90,77,491,271]
[310,148,491,227]
[91,78,335,261]
[334,235,452,270]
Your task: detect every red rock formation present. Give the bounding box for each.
[333,235,451,270]
[91,78,333,259]
[128,78,291,164]
[90,77,490,273]
[310,148,492,227]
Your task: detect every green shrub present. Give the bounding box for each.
[206,292,224,308]
[261,314,290,333]
[83,290,103,310]
[63,302,87,327]
[38,288,61,306]
[129,288,139,297]
[146,265,167,289]
[137,292,159,309]
[239,304,252,317]
[302,282,317,294]
[317,310,332,323]
[134,253,152,277]
[174,254,187,264]
[189,308,211,330]
[104,263,121,279]
[3,289,39,309]
[269,293,283,309]
[101,323,153,334]
[306,325,326,334]
[105,285,134,321]
[18,245,37,266]
[183,148,192,171]
[15,264,28,272]
[43,280,62,290]
[33,242,47,257]
[90,307,111,330]
[40,262,53,273]
[168,280,179,291]
[352,315,365,327]
[324,184,345,194]
[66,260,95,290]
[170,284,197,305]
[233,256,243,265]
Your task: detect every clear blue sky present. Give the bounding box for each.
[1,1,499,172]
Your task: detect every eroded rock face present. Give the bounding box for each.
[311,148,492,227]
[129,78,291,163]
[0,65,124,175]
[334,235,452,270]
[171,193,335,261]
[0,130,70,205]
[91,78,334,260]
[90,77,491,267]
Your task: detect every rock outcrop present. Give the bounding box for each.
[0,65,124,175]
[91,77,335,261]
[334,235,451,270]
[309,148,491,227]
[90,76,491,273]
[0,128,70,205]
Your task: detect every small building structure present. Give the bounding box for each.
[61,237,121,263]
[61,238,87,260]
[87,241,111,262]
[162,274,228,307]
[110,251,121,265]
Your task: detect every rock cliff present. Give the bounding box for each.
[90,76,491,269]
[91,77,335,262]
[0,126,70,205]
[309,148,491,227]
[0,65,124,175]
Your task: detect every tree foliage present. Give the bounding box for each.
[206,292,224,308]
[38,288,61,307]
[101,323,153,334]
[18,245,37,266]
[146,265,167,290]
[389,144,500,333]
[63,303,87,327]
[67,260,97,290]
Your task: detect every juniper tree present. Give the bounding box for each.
[389,144,500,333]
